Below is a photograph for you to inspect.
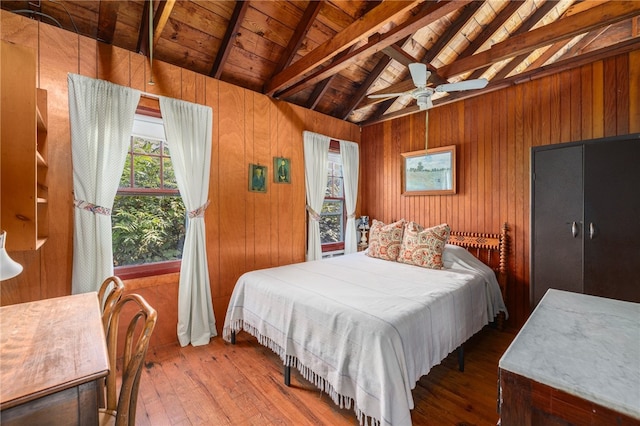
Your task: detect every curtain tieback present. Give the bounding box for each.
[188,201,210,219]
[306,205,321,221]
[74,199,111,216]
[347,213,356,219]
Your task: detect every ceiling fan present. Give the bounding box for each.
[369,63,489,110]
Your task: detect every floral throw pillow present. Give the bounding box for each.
[397,222,451,269]
[366,219,406,261]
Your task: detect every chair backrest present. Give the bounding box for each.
[98,276,125,333]
[104,293,157,426]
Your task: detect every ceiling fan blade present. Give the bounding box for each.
[435,78,488,93]
[368,92,410,99]
[408,63,428,88]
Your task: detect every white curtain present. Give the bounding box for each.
[340,140,359,254]
[68,74,141,294]
[302,131,330,261]
[159,96,216,347]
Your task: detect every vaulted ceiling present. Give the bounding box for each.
[3,1,639,125]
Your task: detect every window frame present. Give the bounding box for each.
[113,105,183,280]
[321,140,346,253]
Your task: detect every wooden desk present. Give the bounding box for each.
[0,293,109,425]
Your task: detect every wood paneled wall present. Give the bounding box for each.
[361,49,640,329]
[0,11,359,346]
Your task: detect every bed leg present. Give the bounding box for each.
[284,365,291,386]
[230,331,236,345]
[457,345,464,372]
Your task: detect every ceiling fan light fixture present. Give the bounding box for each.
[416,93,432,110]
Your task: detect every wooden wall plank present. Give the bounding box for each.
[630,50,640,134]
[615,54,630,135]
[592,61,604,138]
[603,57,618,137]
[245,91,256,272]
[38,22,82,299]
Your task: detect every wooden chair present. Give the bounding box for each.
[100,294,157,426]
[97,276,125,333]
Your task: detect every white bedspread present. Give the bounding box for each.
[223,247,507,426]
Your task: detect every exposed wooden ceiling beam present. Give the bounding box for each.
[210,0,250,79]
[152,0,175,48]
[424,1,484,64]
[557,25,612,60]
[478,1,561,79]
[440,1,640,78]
[136,0,150,54]
[472,0,563,80]
[455,1,523,61]
[97,0,120,44]
[271,1,323,77]
[136,0,176,56]
[303,1,382,111]
[368,97,400,122]
[525,40,571,71]
[341,56,393,120]
[264,0,426,96]
[271,1,471,98]
[381,44,417,66]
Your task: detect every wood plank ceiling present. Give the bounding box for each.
[3,0,639,125]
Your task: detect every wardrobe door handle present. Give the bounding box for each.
[589,223,595,239]
[571,221,579,238]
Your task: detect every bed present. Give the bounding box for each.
[223,222,509,426]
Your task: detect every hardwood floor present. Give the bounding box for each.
[135,326,516,425]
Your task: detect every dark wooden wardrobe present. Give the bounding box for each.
[530,134,640,308]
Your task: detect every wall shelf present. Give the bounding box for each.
[0,41,49,251]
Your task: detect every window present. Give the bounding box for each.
[320,145,345,253]
[112,113,186,279]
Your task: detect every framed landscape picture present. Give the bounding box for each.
[401,145,456,196]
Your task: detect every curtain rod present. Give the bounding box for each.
[140,91,160,100]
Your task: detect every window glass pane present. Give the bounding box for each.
[133,137,161,155]
[134,155,161,188]
[333,162,343,178]
[120,155,132,188]
[163,158,178,189]
[334,176,344,198]
[112,195,186,267]
[320,200,343,244]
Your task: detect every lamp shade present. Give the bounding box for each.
[0,231,23,280]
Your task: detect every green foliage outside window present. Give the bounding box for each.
[112,135,185,267]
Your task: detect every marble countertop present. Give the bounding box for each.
[499,289,640,419]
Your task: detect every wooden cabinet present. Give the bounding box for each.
[1,40,48,250]
[499,290,640,425]
[530,135,640,308]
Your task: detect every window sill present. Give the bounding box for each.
[114,260,181,280]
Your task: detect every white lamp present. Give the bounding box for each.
[0,231,23,280]
[358,216,370,247]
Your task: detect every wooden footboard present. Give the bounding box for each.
[449,222,509,329]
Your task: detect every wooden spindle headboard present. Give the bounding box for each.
[448,222,509,328]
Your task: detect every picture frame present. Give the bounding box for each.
[249,164,267,193]
[273,157,291,183]
[401,145,456,196]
